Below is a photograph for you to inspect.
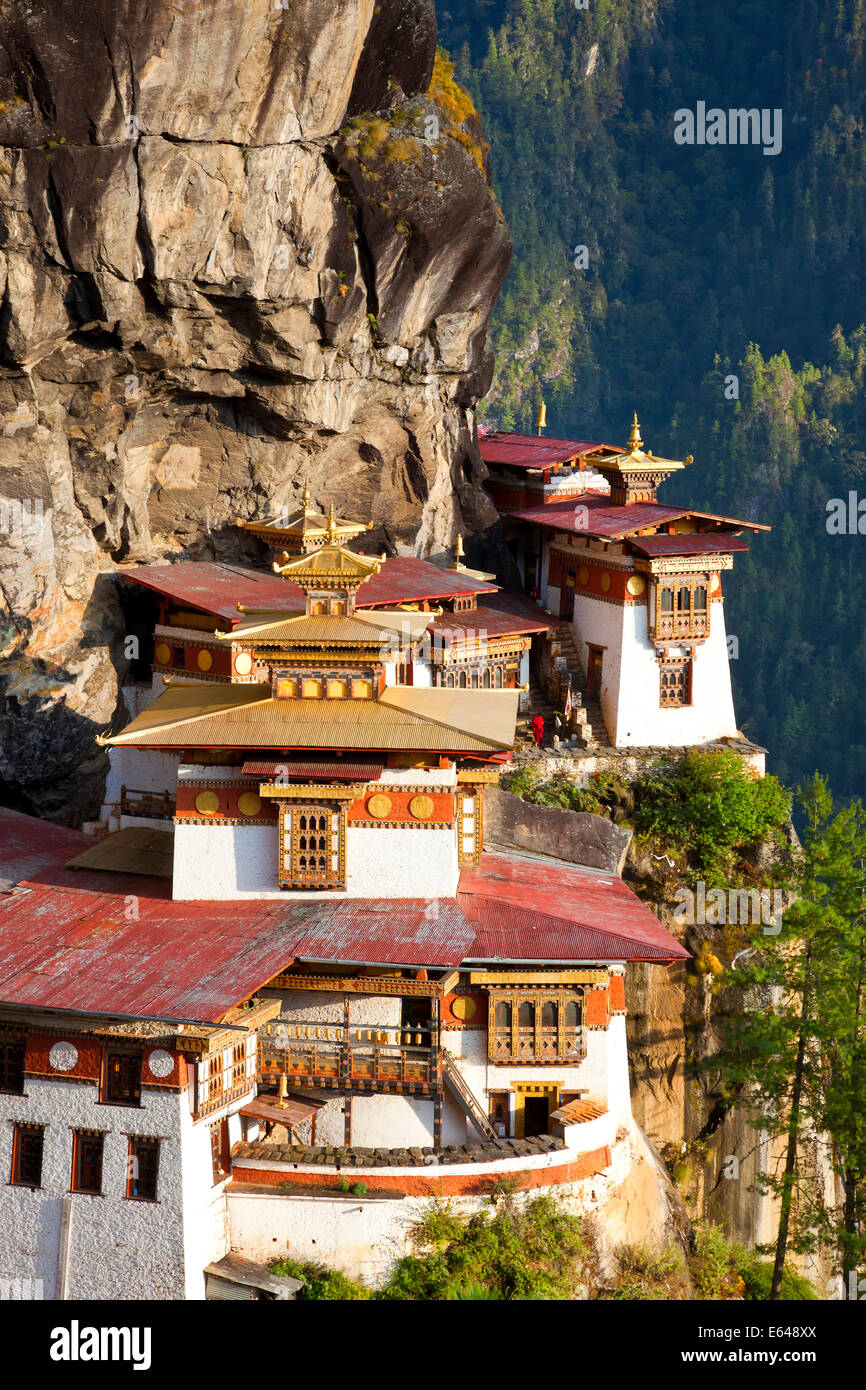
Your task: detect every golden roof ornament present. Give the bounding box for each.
[628,411,643,451]
[536,401,547,435]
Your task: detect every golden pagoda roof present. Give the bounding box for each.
[97,682,518,753]
[238,485,372,551]
[272,543,383,586]
[596,413,692,477]
[214,608,433,645]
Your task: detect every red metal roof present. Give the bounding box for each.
[0,808,90,884]
[628,534,751,558]
[241,759,384,782]
[457,852,689,962]
[427,604,551,639]
[0,819,686,1025]
[510,493,768,541]
[479,433,611,470]
[118,561,303,626]
[288,900,475,968]
[120,556,498,624]
[356,557,498,606]
[509,494,690,537]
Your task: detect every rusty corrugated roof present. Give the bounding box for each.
[120,556,499,622]
[458,851,689,962]
[510,493,769,540]
[0,808,89,884]
[479,433,611,469]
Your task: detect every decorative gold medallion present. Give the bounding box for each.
[626,574,646,596]
[194,790,220,816]
[367,794,393,820]
[237,792,262,818]
[577,565,590,585]
[154,641,171,666]
[197,648,213,671]
[234,651,253,676]
[600,572,612,592]
[451,995,477,1021]
[409,794,435,821]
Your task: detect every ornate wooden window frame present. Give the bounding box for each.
[486,988,585,1065]
[457,789,483,866]
[657,653,693,708]
[278,802,347,890]
[650,572,711,646]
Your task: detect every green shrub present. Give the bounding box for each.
[601,1243,687,1300]
[381,1193,589,1301]
[270,1257,372,1300]
[632,750,792,884]
[735,1251,817,1301]
[689,1223,745,1299]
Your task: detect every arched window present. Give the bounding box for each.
[494,666,503,688]
[445,672,454,688]
[677,585,690,612]
[494,1000,511,1032]
[459,670,467,688]
[660,588,673,613]
[693,585,707,612]
[541,1001,556,1029]
[483,669,491,688]
[518,1000,534,1029]
[563,999,580,1030]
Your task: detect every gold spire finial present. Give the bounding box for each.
[302,476,311,511]
[455,534,465,561]
[327,501,338,542]
[628,412,643,451]
[536,401,547,435]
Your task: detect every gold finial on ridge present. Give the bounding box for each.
[628,412,643,451]
[302,476,311,511]
[455,534,465,561]
[327,501,338,543]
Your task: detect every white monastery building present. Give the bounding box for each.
[0,450,765,1295]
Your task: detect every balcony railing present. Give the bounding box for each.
[258,1021,441,1096]
[119,785,176,820]
[652,610,709,644]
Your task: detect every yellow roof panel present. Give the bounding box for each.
[216,609,430,645]
[99,684,517,753]
[381,687,519,750]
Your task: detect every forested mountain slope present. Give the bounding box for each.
[438,0,866,796]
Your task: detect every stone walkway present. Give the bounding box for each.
[232,1135,566,1167]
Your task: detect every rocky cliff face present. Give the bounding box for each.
[0,0,510,822]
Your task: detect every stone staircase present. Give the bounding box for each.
[517,621,611,750]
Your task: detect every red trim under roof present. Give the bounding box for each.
[241,759,384,782]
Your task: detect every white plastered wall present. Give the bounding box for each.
[172,765,460,900]
[572,593,738,747]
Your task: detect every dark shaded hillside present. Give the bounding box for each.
[438,0,866,798]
